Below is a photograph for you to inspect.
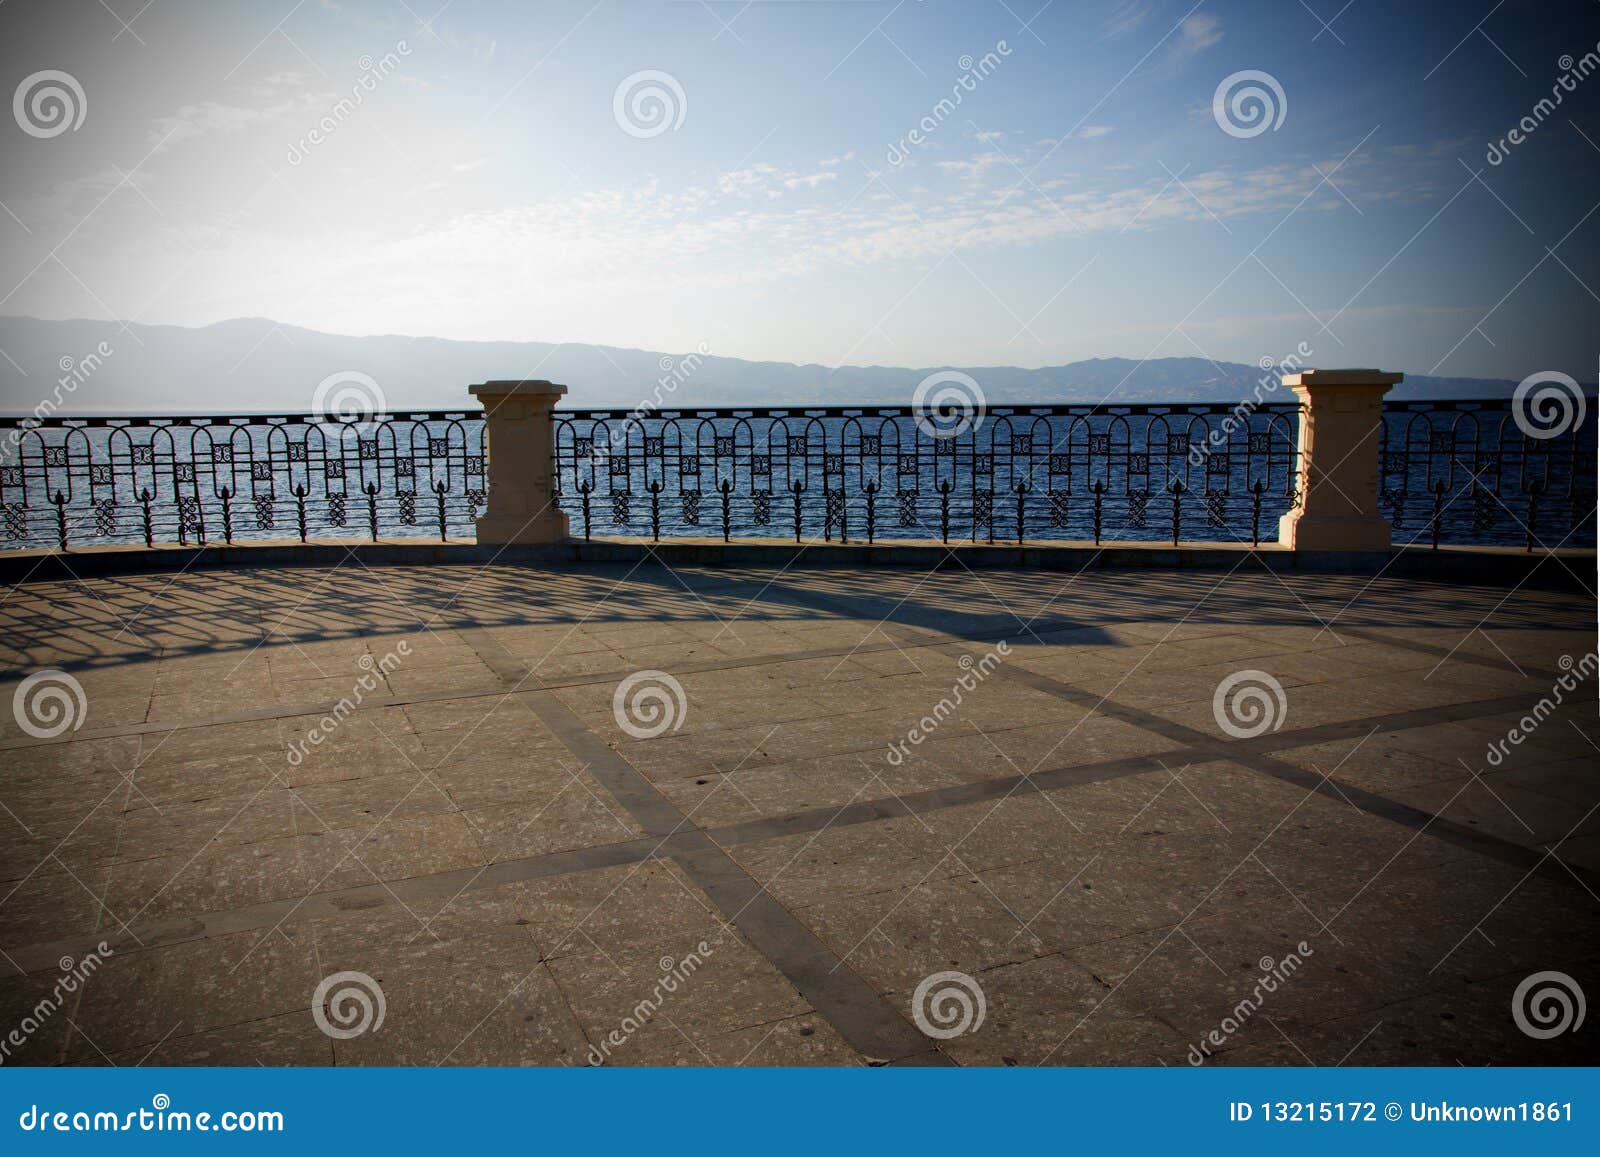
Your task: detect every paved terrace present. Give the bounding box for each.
[1,557,1596,1066]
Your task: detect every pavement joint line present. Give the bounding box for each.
[727,574,1600,895]
[4,583,1559,753]
[7,575,1589,989]
[5,684,1582,976]
[0,634,950,751]
[450,625,951,1066]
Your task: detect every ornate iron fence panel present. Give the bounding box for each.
[553,404,1305,546]
[0,413,486,549]
[1379,401,1594,550]
[5,400,1585,552]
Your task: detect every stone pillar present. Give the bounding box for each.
[468,379,569,544]
[1277,369,1402,552]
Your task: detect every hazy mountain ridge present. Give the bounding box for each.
[0,315,1535,416]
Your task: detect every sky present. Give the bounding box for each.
[0,0,1597,382]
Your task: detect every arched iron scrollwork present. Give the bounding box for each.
[7,399,1583,553]
[1378,400,1593,552]
[551,403,1310,547]
[0,412,484,549]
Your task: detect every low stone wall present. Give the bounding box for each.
[1,535,1589,591]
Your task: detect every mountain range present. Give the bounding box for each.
[0,315,1536,417]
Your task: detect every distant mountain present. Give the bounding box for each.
[0,315,1536,417]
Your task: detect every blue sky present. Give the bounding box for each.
[1,0,1597,380]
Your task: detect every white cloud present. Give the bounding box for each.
[1179,13,1223,53]
[1104,0,1155,39]
[935,153,1006,180]
[785,171,839,189]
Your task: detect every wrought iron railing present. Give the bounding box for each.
[0,399,1589,552]
[0,413,485,549]
[552,404,1305,546]
[1379,400,1594,551]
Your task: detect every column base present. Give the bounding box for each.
[474,511,570,545]
[1278,510,1392,552]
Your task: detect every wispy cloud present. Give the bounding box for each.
[1177,12,1224,55]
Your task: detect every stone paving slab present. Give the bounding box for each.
[1,559,1596,1067]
